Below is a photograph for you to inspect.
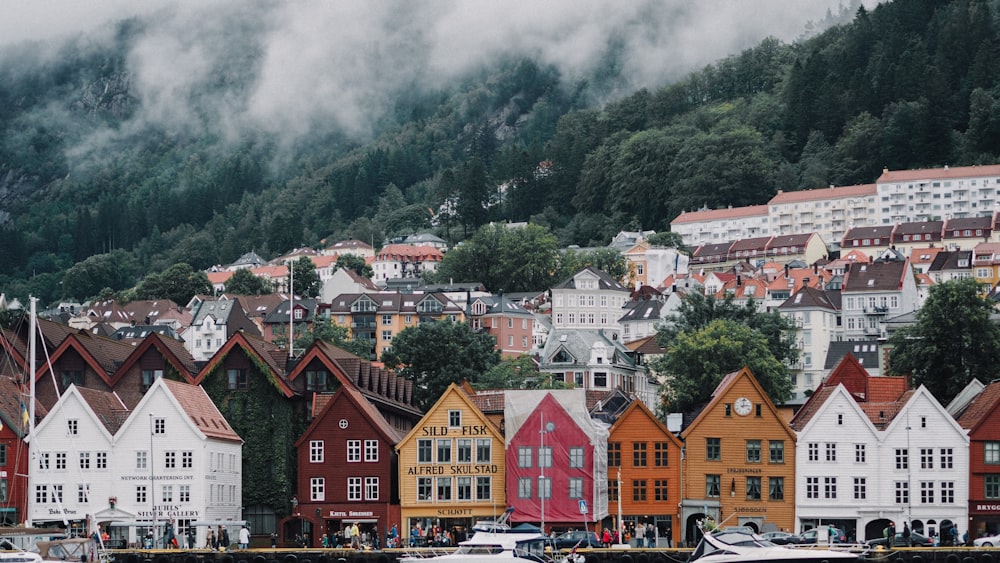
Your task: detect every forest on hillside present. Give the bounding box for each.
[3,0,1000,305]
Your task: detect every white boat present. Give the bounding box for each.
[0,552,42,563]
[400,509,552,563]
[688,528,859,563]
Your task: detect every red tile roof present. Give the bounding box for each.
[878,164,1000,183]
[769,184,876,203]
[671,205,769,224]
[162,378,241,443]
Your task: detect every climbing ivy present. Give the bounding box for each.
[199,346,307,517]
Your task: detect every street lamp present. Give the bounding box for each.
[149,413,156,548]
[540,415,555,535]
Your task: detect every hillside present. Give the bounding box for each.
[3,0,1000,304]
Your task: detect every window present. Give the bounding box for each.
[135,485,146,504]
[78,484,89,503]
[437,477,452,501]
[227,369,248,390]
[633,443,647,467]
[437,473,463,502]
[67,420,78,435]
[706,438,721,461]
[365,477,379,500]
[476,477,491,500]
[895,448,909,469]
[769,477,783,500]
[55,452,66,470]
[746,477,761,500]
[608,479,619,501]
[457,439,472,463]
[179,485,190,503]
[347,440,361,462]
[79,452,90,470]
[654,479,669,501]
[136,451,147,470]
[895,481,909,504]
[162,485,173,503]
[594,372,607,387]
[985,442,1000,464]
[570,447,584,468]
[920,481,934,504]
[365,440,378,462]
[310,441,324,463]
[476,439,491,463]
[855,444,866,463]
[706,475,720,498]
[418,440,432,463]
[448,410,462,427]
[806,477,819,499]
[941,448,954,469]
[769,441,784,463]
[824,477,837,499]
[141,369,163,390]
[61,370,83,388]
[538,476,551,500]
[538,446,552,468]
[746,440,761,463]
[655,442,669,467]
[854,477,867,499]
[182,451,192,469]
[347,477,361,501]
[417,478,432,501]
[518,446,533,468]
[608,443,621,467]
[986,475,1000,499]
[921,448,934,469]
[382,314,392,326]
[0,444,5,466]
[633,479,647,501]
[941,481,955,503]
[569,478,584,499]
[437,440,452,463]
[519,478,532,499]
[164,451,176,469]
[808,443,818,461]
[825,443,836,462]
[305,370,328,391]
[96,452,107,469]
[381,330,392,341]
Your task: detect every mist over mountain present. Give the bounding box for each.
[9,0,996,306]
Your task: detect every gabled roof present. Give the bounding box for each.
[396,382,499,448]
[928,250,972,272]
[75,386,129,435]
[110,332,199,386]
[194,331,294,397]
[263,299,317,324]
[551,267,628,292]
[729,237,772,253]
[296,384,404,449]
[143,378,241,443]
[0,376,42,438]
[778,286,840,311]
[608,400,683,449]
[823,340,881,371]
[618,299,664,323]
[190,298,240,325]
[892,221,943,241]
[956,381,1000,432]
[35,331,137,384]
[842,225,895,241]
[791,354,906,429]
[769,184,876,203]
[232,294,288,320]
[623,334,664,355]
[944,215,993,235]
[680,367,796,441]
[286,339,419,416]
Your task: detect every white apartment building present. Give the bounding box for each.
[671,205,769,247]
[29,378,242,548]
[778,286,842,404]
[877,164,1000,224]
[550,267,631,339]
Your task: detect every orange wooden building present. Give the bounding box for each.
[608,400,683,547]
[679,367,796,545]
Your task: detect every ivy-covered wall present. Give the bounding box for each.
[200,347,308,518]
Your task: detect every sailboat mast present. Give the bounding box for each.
[25,296,36,527]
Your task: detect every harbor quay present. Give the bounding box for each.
[105,547,1000,563]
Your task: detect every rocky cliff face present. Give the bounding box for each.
[73,71,134,118]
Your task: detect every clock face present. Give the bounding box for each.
[734,397,752,416]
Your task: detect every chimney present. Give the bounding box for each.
[736,275,742,287]
[803,277,810,287]
[784,264,789,278]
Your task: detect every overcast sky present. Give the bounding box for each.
[1,1,877,149]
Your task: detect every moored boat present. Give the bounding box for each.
[688,527,859,563]
[399,508,552,563]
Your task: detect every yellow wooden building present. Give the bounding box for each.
[396,383,507,546]
[679,367,797,545]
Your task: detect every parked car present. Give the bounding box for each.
[551,531,602,549]
[974,533,1000,547]
[760,531,796,545]
[865,531,933,548]
[792,527,848,544]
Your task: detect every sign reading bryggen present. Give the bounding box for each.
[398,386,507,543]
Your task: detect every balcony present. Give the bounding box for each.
[352,321,377,328]
[863,306,889,315]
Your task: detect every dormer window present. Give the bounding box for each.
[294,308,304,320]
